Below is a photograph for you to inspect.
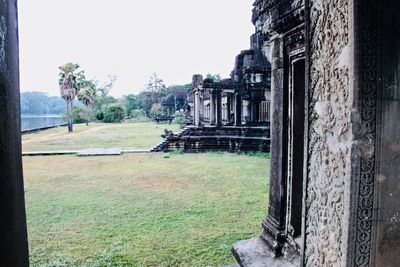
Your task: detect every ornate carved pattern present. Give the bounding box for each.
[0,16,6,73]
[253,0,280,13]
[254,0,304,35]
[305,0,350,266]
[354,0,377,265]
[270,91,282,183]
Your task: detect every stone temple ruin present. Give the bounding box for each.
[154,26,272,153]
[0,0,400,266]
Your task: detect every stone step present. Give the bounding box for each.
[232,238,297,267]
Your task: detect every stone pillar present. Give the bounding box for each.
[301,0,353,265]
[227,93,231,124]
[210,90,216,125]
[248,91,254,124]
[194,91,200,126]
[304,1,400,266]
[234,91,242,126]
[192,75,203,127]
[0,1,30,265]
[216,89,222,127]
[260,36,286,254]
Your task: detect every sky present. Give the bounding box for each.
[18,0,254,97]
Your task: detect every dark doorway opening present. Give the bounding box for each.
[288,58,305,238]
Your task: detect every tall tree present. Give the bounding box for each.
[58,63,86,132]
[77,80,97,126]
[97,75,117,97]
[123,94,140,115]
[147,72,166,93]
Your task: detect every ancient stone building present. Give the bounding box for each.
[188,37,272,128]
[160,90,188,117]
[165,22,273,153]
[232,0,400,266]
[154,90,188,124]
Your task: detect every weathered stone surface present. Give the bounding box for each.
[0,0,30,265]
[232,238,297,267]
[241,0,400,266]
[152,125,270,153]
[305,0,351,265]
[255,0,306,262]
[372,1,400,266]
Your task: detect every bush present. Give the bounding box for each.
[64,105,92,124]
[129,109,150,122]
[172,110,185,126]
[149,103,163,118]
[95,110,104,121]
[102,103,126,123]
[72,106,86,123]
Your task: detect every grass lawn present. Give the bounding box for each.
[22,122,180,152]
[24,152,269,266]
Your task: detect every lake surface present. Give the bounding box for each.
[21,115,66,131]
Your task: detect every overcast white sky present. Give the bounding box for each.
[18,0,254,97]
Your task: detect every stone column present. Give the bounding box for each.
[194,91,200,126]
[0,1,30,265]
[192,75,203,127]
[248,91,254,124]
[226,93,231,124]
[234,91,242,126]
[216,89,222,127]
[210,90,216,125]
[260,36,286,255]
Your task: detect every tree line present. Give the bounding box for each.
[21,63,199,132]
[21,62,221,132]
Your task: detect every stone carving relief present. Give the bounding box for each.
[354,0,377,265]
[305,0,350,266]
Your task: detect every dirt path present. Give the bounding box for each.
[22,124,109,145]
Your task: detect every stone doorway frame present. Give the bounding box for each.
[284,49,306,252]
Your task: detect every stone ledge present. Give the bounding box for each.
[232,238,297,267]
[77,148,122,156]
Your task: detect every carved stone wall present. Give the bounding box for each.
[353,0,378,266]
[305,0,351,265]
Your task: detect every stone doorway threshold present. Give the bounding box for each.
[232,238,298,267]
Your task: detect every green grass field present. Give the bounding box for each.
[22,122,181,152]
[24,153,269,266]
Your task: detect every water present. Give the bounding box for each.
[21,115,66,131]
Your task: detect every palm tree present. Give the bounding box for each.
[58,63,86,132]
[77,80,97,126]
